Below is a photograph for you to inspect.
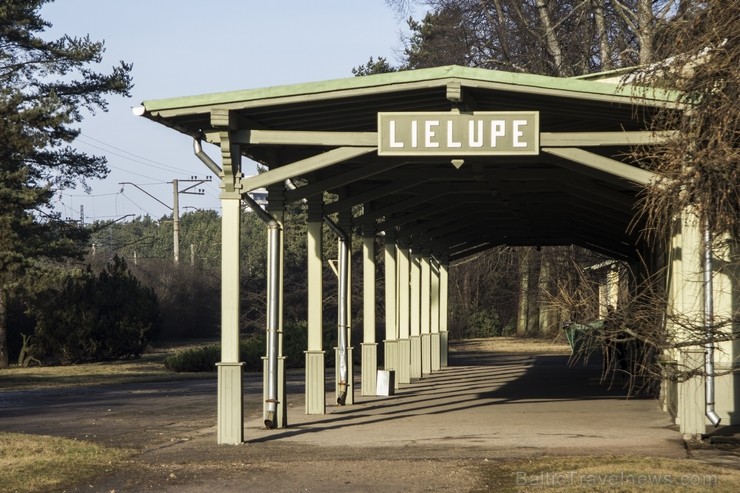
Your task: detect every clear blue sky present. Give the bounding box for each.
[41,0,421,222]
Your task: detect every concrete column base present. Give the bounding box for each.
[659,360,679,416]
[431,332,441,372]
[217,362,245,444]
[262,356,287,428]
[678,349,706,438]
[305,350,325,415]
[421,333,432,375]
[384,340,400,389]
[361,343,378,396]
[440,331,449,367]
[715,364,740,424]
[410,335,422,380]
[335,346,354,405]
[398,338,411,384]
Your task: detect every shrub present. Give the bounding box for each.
[31,257,160,363]
[130,260,220,341]
[163,343,220,372]
[163,321,340,372]
[462,309,501,339]
[164,336,265,372]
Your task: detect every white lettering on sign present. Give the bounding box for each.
[513,120,527,148]
[387,118,529,149]
[389,120,403,148]
[425,120,439,148]
[469,120,483,148]
[447,120,461,148]
[491,120,505,147]
[378,112,539,156]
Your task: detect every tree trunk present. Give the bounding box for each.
[592,0,613,70]
[536,0,566,75]
[537,252,552,336]
[0,287,8,368]
[516,248,531,336]
[637,0,654,65]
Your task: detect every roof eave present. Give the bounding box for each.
[139,65,683,120]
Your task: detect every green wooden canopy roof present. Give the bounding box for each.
[138,65,679,260]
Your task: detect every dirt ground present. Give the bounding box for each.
[2,338,737,492]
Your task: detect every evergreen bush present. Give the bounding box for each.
[30,257,159,363]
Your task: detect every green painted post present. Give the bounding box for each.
[362,224,378,396]
[430,257,441,372]
[676,209,708,437]
[217,194,243,444]
[410,249,422,380]
[336,210,354,405]
[397,239,411,384]
[384,232,399,388]
[305,198,325,414]
[421,253,432,375]
[439,258,449,368]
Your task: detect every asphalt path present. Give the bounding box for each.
[1,348,689,492]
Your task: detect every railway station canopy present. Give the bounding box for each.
[138,65,678,261]
[133,65,738,446]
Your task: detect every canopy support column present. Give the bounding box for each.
[217,193,244,444]
[361,223,378,396]
[430,257,441,372]
[212,115,245,445]
[439,257,450,367]
[397,239,411,384]
[305,196,325,414]
[383,232,399,388]
[421,252,432,376]
[410,248,422,380]
[675,209,707,437]
[334,210,354,405]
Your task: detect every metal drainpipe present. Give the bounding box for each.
[193,140,282,428]
[284,180,350,405]
[319,211,350,405]
[263,214,281,428]
[703,220,721,427]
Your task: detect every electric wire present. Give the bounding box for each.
[59,134,219,219]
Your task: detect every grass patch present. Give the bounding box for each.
[0,432,131,493]
[0,345,215,391]
[473,455,740,492]
[451,336,572,355]
[163,337,268,372]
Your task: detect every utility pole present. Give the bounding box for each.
[171,176,210,265]
[120,177,211,265]
[173,179,180,264]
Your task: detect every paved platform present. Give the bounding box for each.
[2,346,697,492]
[247,352,683,457]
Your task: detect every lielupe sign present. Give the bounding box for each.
[377,111,539,156]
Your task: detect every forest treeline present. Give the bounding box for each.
[6,203,604,364]
[2,1,736,373]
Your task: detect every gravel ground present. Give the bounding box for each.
[3,339,733,492]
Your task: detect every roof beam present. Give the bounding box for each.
[324,178,430,215]
[542,147,654,185]
[359,186,456,223]
[378,202,474,232]
[540,130,677,147]
[232,129,377,147]
[241,146,376,192]
[284,159,407,203]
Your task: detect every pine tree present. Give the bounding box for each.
[0,0,133,366]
